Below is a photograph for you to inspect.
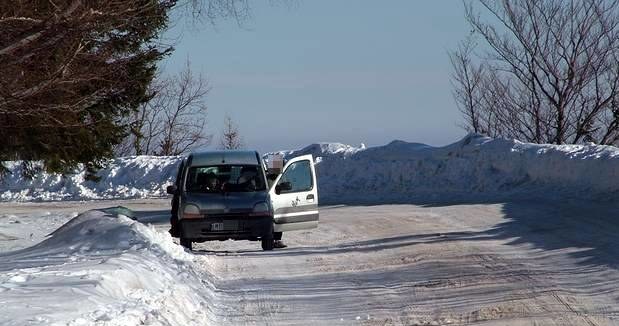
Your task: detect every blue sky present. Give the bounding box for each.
[162,1,472,153]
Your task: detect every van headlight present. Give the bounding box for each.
[182,204,202,219]
[250,202,270,217]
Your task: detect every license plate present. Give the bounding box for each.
[211,222,224,231]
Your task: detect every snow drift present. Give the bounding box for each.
[0,208,216,326]
[0,156,181,201]
[1,135,617,203]
[278,135,619,203]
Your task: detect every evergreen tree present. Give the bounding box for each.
[0,1,175,174]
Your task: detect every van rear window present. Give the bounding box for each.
[185,165,266,193]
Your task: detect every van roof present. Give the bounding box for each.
[187,150,261,166]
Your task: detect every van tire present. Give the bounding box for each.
[261,238,274,251]
[180,238,192,251]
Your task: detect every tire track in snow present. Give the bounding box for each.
[183,203,619,325]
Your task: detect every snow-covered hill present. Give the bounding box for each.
[0,208,214,325]
[1,135,617,203]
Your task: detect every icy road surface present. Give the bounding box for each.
[2,199,619,325]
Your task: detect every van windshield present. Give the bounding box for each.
[185,165,267,193]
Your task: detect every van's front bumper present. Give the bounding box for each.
[179,215,273,241]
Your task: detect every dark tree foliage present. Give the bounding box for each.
[0,0,249,175]
[0,1,175,174]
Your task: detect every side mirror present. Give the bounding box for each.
[275,181,292,195]
[166,185,178,195]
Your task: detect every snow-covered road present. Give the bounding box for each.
[2,199,619,325]
[187,202,619,325]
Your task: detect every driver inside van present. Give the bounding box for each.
[196,172,220,192]
[204,172,219,191]
[237,166,258,191]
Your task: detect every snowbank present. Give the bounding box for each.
[295,135,619,203]
[0,156,181,201]
[0,208,215,326]
[1,135,617,203]
[270,142,367,161]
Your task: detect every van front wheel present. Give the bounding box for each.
[180,238,192,251]
[261,238,274,251]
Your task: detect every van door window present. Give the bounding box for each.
[277,160,313,193]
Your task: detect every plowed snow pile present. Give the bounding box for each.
[0,209,215,326]
[1,135,617,202]
[0,156,181,201]
[277,135,619,203]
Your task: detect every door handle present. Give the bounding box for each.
[306,194,314,200]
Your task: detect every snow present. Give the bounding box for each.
[270,142,367,158]
[0,210,77,252]
[0,128,617,326]
[304,135,619,203]
[0,156,181,202]
[1,135,617,203]
[0,208,215,326]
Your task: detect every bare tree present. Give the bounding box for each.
[134,80,168,156]
[185,0,250,24]
[451,0,619,145]
[114,79,166,156]
[450,36,485,134]
[219,115,244,150]
[116,61,212,156]
[158,62,212,155]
